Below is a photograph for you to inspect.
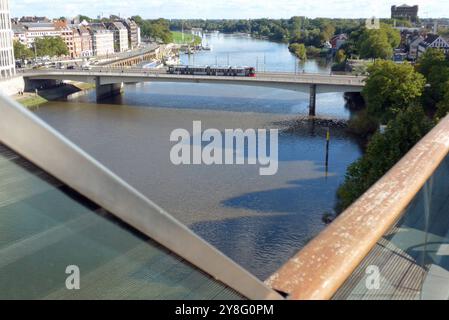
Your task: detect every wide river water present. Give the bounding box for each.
[34,33,362,280]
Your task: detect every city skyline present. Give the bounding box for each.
[10,0,449,20]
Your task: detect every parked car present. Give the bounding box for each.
[67,65,75,70]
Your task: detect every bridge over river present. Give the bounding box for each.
[23,68,366,116]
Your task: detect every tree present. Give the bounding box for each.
[416,48,447,78]
[34,37,69,57]
[78,14,92,23]
[382,23,401,49]
[416,49,449,109]
[335,49,346,63]
[357,24,400,60]
[13,40,33,60]
[436,80,449,119]
[359,30,393,59]
[132,17,173,44]
[320,23,336,42]
[363,60,426,123]
[336,104,433,212]
[289,43,306,60]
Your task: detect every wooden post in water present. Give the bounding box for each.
[309,84,317,116]
[325,127,330,175]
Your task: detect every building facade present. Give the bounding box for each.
[78,26,93,57]
[89,25,114,57]
[0,0,15,78]
[107,22,129,52]
[21,23,62,47]
[12,22,27,45]
[417,34,449,58]
[391,4,419,22]
[123,19,141,49]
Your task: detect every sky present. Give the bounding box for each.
[10,0,449,20]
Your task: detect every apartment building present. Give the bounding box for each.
[89,24,114,57]
[78,26,93,57]
[107,21,129,52]
[20,23,62,47]
[123,19,141,49]
[0,0,15,78]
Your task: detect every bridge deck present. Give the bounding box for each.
[22,68,366,88]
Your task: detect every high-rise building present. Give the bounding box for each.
[391,4,419,22]
[0,0,15,79]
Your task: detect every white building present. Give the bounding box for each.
[417,34,449,58]
[21,23,62,47]
[12,23,27,45]
[90,26,114,57]
[107,22,129,52]
[0,0,15,78]
[408,35,424,60]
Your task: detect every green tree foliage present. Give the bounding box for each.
[416,48,449,108]
[436,81,449,119]
[34,37,69,57]
[320,23,336,42]
[362,60,426,123]
[359,30,393,59]
[13,40,33,60]
[382,23,401,49]
[335,49,347,63]
[78,15,92,22]
[132,16,173,44]
[288,43,306,60]
[336,104,433,212]
[355,24,400,59]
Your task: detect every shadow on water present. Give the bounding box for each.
[191,175,341,280]
[189,125,362,280]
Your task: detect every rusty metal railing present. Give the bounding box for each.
[266,114,449,300]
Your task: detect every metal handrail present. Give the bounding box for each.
[266,113,449,300]
[0,94,283,300]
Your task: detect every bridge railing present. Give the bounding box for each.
[266,114,449,300]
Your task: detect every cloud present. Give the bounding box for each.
[9,0,449,19]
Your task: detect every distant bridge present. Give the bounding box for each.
[23,68,366,116]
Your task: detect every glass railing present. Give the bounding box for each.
[0,94,282,300]
[0,145,244,299]
[333,154,449,300]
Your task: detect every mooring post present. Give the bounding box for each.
[309,84,317,117]
[325,127,330,179]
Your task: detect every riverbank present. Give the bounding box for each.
[171,31,202,45]
[14,81,95,108]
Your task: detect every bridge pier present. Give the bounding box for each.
[309,84,317,117]
[95,77,123,101]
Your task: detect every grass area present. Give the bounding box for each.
[171,31,202,45]
[17,95,48,108]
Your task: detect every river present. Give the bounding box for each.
[34,33,362,280]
